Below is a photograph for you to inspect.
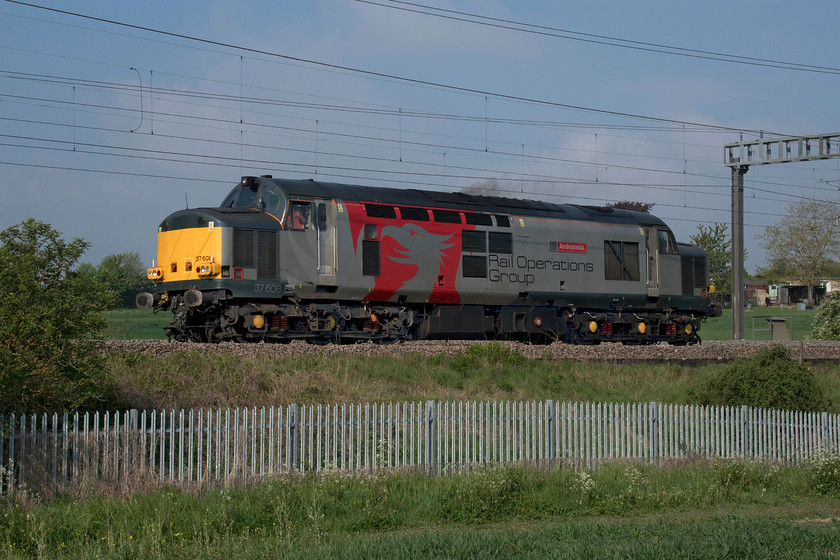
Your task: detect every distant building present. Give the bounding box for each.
[745,282,769,306]
[769,282,830,306]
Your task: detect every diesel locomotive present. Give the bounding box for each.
[136,175,721,344]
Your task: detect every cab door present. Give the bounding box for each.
[644,227,659,298]
[645,226,681,298]
[315,200,337,283]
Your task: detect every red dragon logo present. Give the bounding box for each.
[349,208,469,304]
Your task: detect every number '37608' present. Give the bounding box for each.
[254,283,283,293]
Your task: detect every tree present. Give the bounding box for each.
[607,201,655,213]
[759,200,840,305]
[690,223,734,296]
[0,219,114,413]
[81,251,149,308]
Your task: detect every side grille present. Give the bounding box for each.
[462,231,486,253]
[489,232,512,254]
[462,255,487,278]
[363,240,380,276]
[233,228,254,268]
[257,230,277,279]
[681,257,694,295]
[694,259,707,288]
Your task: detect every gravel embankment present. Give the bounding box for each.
[101,339,840,364]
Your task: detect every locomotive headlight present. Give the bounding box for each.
[709,285,716,294]
[637,323,647,334]
[146,267,164,281]
[588,321,598,333]
[684,324,693,335]
[196,263,220,277]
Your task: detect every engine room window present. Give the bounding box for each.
[364,204,396,219]
[398,206,430,221]
[465,212,493,226]
[432,209,462,224]
[494,215,511,227]
[604,240,640,281]
[288,202,312,230]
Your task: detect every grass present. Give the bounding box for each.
[104,308,169,340]
[101,348,711,410]
[99,343,840,413]
[700,305,817,341]
[3,461,840,559]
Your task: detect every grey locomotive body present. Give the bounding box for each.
[138,176,720,344]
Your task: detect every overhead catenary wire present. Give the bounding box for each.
[0,0,777,135]
[3,158,831,231]
[4,80,836,203]
[356,0,840,76]
[2,0,837,238]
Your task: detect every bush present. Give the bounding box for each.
[0,219,115,413]
[809,291,840,340]
[690,345,827,411]
[450,342,526,374]
[809,449,840,496]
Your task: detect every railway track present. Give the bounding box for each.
[101,339,840,365]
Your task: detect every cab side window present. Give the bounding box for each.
[657,229,676,255]
[288,202,312,230]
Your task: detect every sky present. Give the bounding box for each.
[2,0,840,272]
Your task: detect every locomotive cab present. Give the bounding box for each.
[221,176,288,222]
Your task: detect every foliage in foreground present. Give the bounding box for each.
[690,345,829,411]
[810,291,840,341]
[0,219,114,414]
[2,459,840,559]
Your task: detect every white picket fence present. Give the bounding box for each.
[2,401,838,495]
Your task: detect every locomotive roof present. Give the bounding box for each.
[250,176,669,229]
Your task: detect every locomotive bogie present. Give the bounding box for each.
[139,176,718,344]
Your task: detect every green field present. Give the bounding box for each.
[701,306,817,341]
[3,461,840,559]
[105,308,170,340]
[110,305,819,342]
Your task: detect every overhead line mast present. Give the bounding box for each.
[723,133,840,340]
